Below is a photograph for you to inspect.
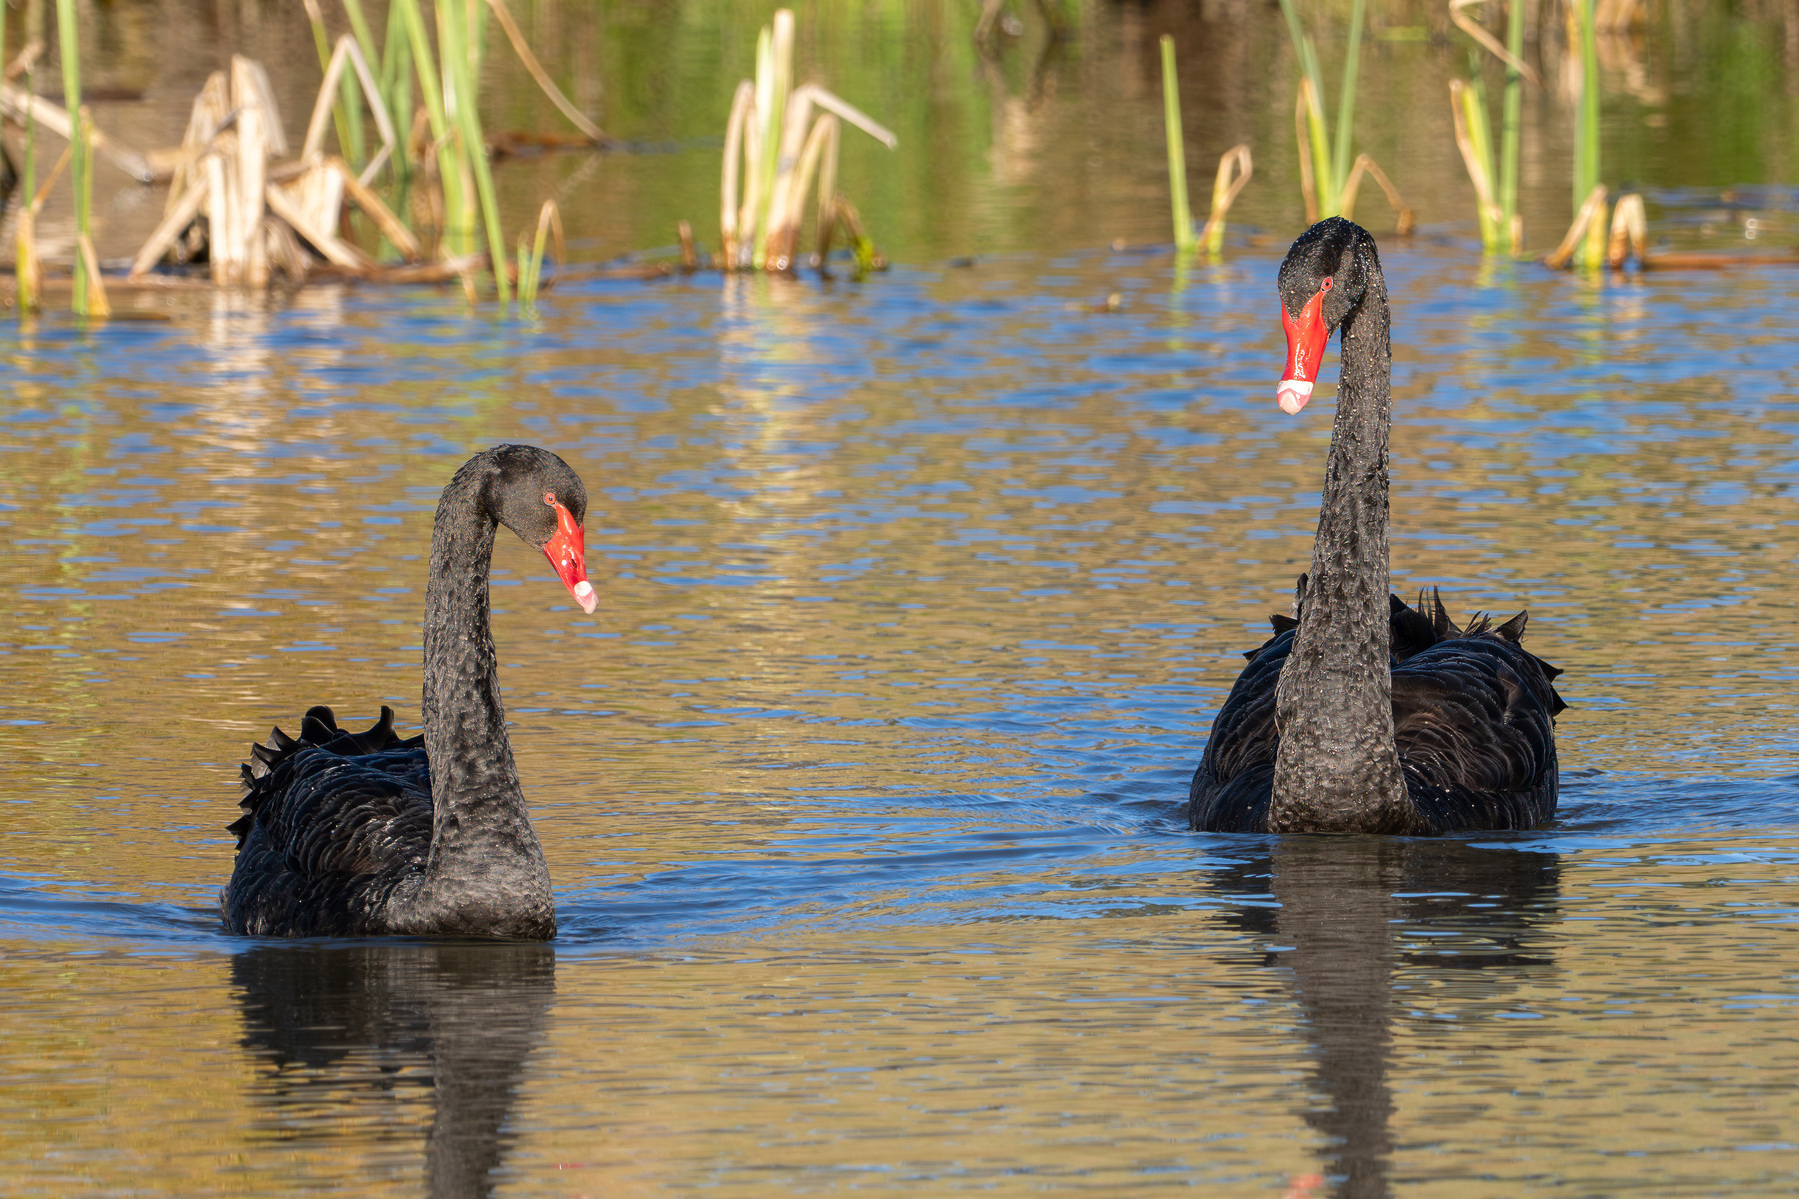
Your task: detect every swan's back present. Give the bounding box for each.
[223,706,433,937]
[1190,592,1566,834]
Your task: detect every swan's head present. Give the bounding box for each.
[486,444,598,615]
[1275,216,1376,414]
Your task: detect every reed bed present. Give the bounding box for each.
[1280,0,1411,232]
[1448,0,1532,254]
[8,0,605,314]
[716,8,897,275]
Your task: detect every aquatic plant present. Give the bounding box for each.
[718,8,897,273]
[1160,35,1195,254]
[53,0,91,313]
[1448,0,1533,254]
[1160,37,1253,257]
[1280,0,1409,232]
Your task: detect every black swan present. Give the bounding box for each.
[223,444,598,938]
[1189,218,1566,834]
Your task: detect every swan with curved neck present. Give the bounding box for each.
[223,444,597,939]
[1190,218,1565,835]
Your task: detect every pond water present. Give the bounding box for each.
[6,2,1799,1196]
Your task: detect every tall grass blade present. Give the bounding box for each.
[1331,0,1365,203]
[440,0,508,299]
[1160,35,1195,253]
[1499,0,1525,250]
[54,0,85,313]
[484,0,605,142]
[721,81,753,266]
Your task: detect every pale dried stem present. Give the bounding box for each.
[815,114,839,260]
[1295,80,1318,224]
[1197,143,1253,252]
[76,235,110,316]
[129,176,209,276]
[1544,183,1609,268]
[1340,153,1415,235]
[1448,79,1505,231]
[1448,0,1542,85]
[264,181,373,269]
[330,156,422,260]
[721,81,754,265]
[483,0,606,142]
[1607,192,1646,267]
[0,82,154,180]
[302,36,395,185]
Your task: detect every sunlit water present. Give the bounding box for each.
[2,237,1798,1194]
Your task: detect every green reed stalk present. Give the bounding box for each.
[395,0,470,254]
[1574,0,1603,269]
[440,0,508,300]
[380,0,413,186]
[306,3,365,170]
[1498,0,1524,249]
[54,0,87,313]
[1280,0,1363,218]
[751,11,792,268]
[1159,36,1195,253]
[1460,62,1501,251]
[1330,0,1365,205]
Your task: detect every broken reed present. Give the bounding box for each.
[717,8,897,274]
[1280,0,1363,220]
[1159,36,1254,257]
[1448,0,1532,255]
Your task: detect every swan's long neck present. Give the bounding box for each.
[408,478,554,936]
[1269,262,1413,833]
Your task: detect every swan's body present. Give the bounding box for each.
[223,445,597,939]
[1189,219,1565,835]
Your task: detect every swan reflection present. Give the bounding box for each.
[232,943,554,1199]
[1219,838,1559,1198]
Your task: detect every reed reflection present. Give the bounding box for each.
[232,943,555,1199]
[1218,838,1560,1199]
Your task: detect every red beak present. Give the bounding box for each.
[541,494,597,614]
[1279,280,1332,414]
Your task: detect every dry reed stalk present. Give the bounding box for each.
[128,178,208,276]
[1448,0,1541,85]
[720,81,754,266]
[1197,144,1252,255]
[1339,154,1414,235]
[75,234,109,316]
[1295,79,1319,224]
[1544,183,1608,268]
[1448,79,1505,236]
[4,38,42,81]
[263,179,373,269]
[301,36,396,185]
[329,157,422,260]
[0,84,154,180]
[160,72,229,214]
[232,57,271,287]
[482,0,606,143]
[765,109,836,268]
[1606,192,1645,267]
[677,219,697,271]
[815,113,839,255]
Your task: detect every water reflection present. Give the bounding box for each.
[1217,839,1560,1198]
[232,944,555,1199]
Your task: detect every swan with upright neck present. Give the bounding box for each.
[223,444,597,939]
[1190,218,1566,835]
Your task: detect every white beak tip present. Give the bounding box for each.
[572,580,597,614]
[1277,379,1314,415]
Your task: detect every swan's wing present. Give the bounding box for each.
[224,708,433,936]
[1190,629,1291,832]
[1391,635,1561,831]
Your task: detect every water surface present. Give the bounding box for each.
[6,2,1799,1195]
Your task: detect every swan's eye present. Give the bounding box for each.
[542,491,556,507]
[1320,277,1333,292]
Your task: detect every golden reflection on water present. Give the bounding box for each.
[4,244,1799,1191]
